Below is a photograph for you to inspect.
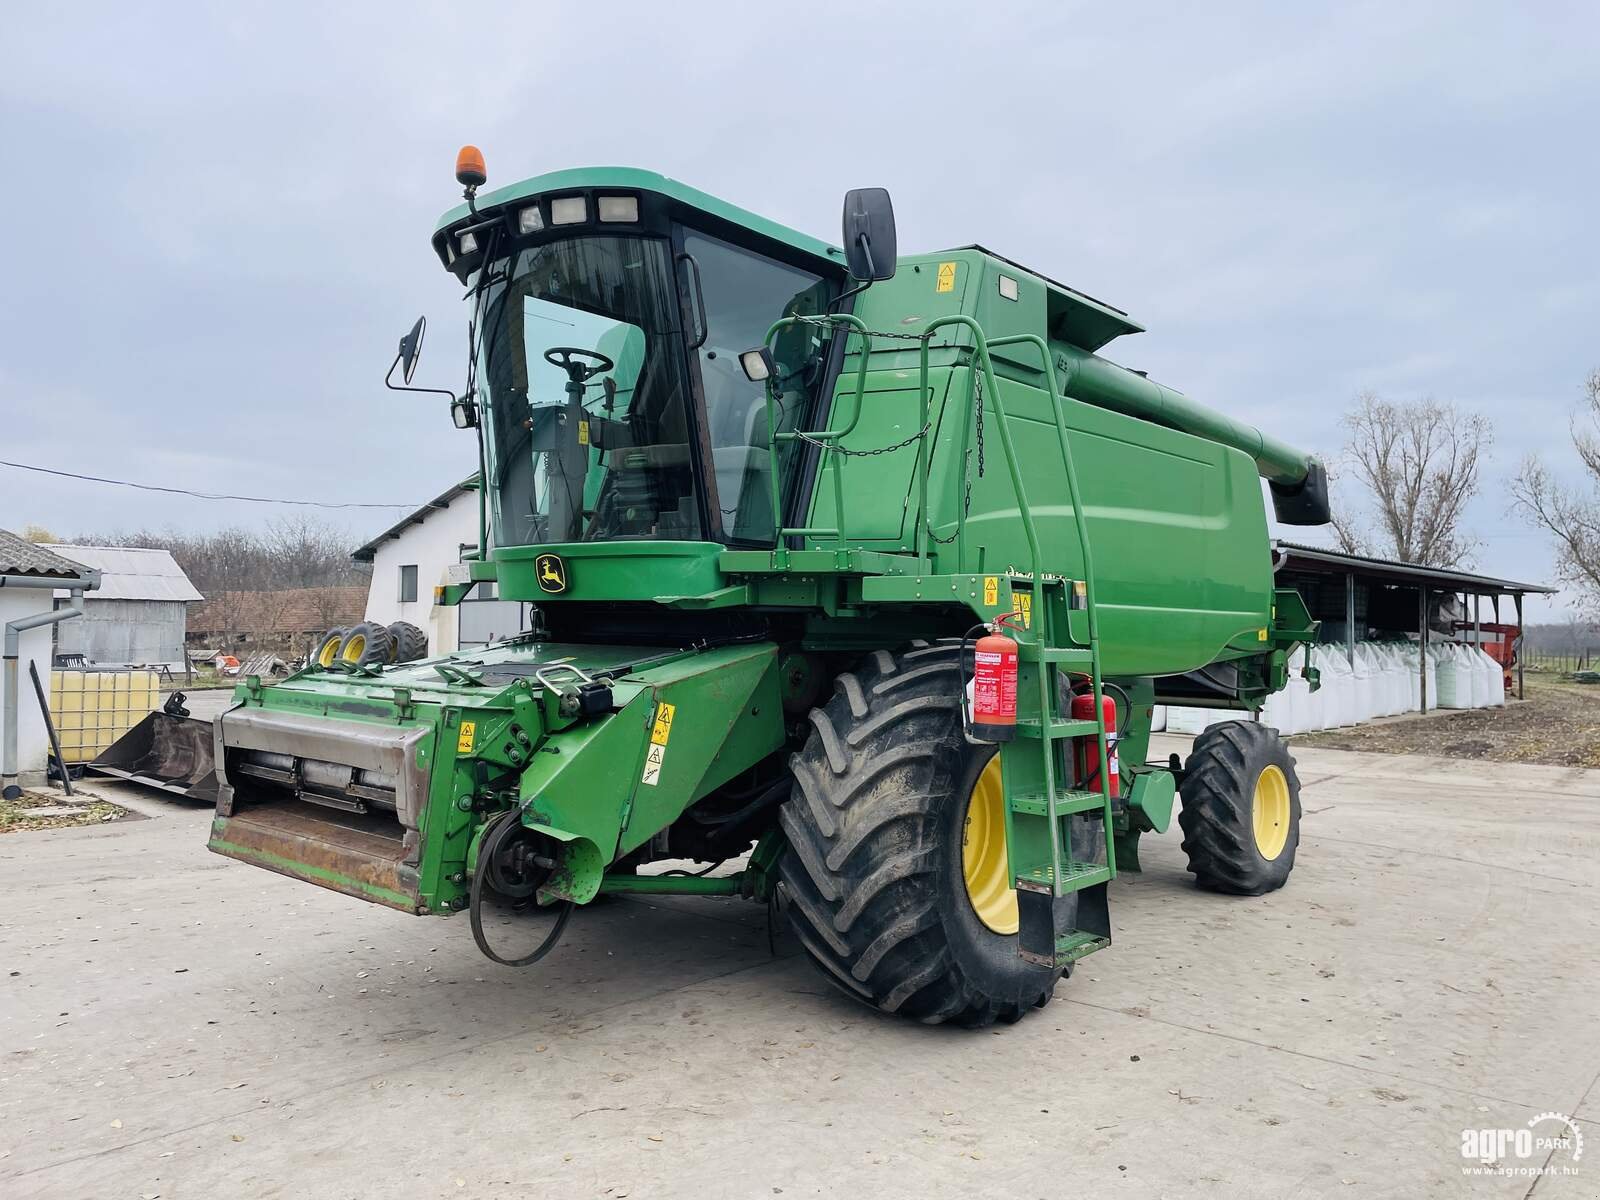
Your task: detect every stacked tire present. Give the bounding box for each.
[310,621,430,670]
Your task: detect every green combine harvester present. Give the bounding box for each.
[207,150,1328,1026]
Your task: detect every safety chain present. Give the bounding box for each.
[789,420,932,456]
[770,315,936,455]
[786,312,933,343]
[783,312,987,536]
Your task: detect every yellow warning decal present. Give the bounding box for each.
[578,419,590,446]
[1258,627,1269,642]
[1012,592,1033,629]
[936,261,957,293]
[650,701,675,746]
[982,576,999,607]
[457,720,476,754]
[642,702,676,786]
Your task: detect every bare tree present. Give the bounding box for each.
[67,522,370,597]
[1510,369,1600,615]
[1330,392,1491,567]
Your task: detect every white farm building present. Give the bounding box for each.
[352,478,529,657]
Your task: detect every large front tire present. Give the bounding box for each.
[778,641,1060,1027]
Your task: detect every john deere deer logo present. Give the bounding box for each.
[535,553,567,594]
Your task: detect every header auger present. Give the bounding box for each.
[206,151,1325,1027]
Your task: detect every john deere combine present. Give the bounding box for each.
[207,151,1328,1026]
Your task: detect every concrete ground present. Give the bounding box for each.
[2,740,1596,1199]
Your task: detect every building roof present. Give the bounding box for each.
[352,477,477,564]
[188,586,368,637]
[0,529,94,581]
[1273,540,1556,595]
[41,544,204,602]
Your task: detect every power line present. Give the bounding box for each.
[1,459,421,511]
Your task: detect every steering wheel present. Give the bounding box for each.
[544,346,614,384]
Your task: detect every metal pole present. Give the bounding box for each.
[1418,586,1428,711]
[1514,592,1524,700]
[1473,594,1481,649]
[1345,571,1356,666]
[28,660,71,797]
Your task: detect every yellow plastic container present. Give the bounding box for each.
[49,670,161,763]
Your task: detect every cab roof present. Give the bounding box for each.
[434,166,845,267]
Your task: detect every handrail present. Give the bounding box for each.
[752,310,1115,887]
[984,334,1113,856]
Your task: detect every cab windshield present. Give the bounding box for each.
[477,235,699,545]
[474,229,838,548]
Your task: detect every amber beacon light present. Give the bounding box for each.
[455,144,487,189]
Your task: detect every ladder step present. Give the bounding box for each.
[1009,790,1109,817]
[1014,717,1099,739]
[1014,861,1113,893]
[1017,645,1094,664]
[1025,931,1111,967]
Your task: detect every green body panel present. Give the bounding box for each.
[517,641,781,864]
[209,639,781,915]
[494,541,725,603]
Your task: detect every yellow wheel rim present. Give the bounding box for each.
[317,635,342,668]
[962,756,1019,935]
[340,634,366,664]
[1252,764,1291,861]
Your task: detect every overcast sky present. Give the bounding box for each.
[3,3,1595,618]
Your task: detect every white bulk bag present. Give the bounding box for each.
[1386,645,1410,714]
[1465,647,1485,707]
[1478,652,1504,710]
[1371,645,1397,716]
[1165,706,1207,734]
[1150,704,1167,733]
[1261,686,1292,735]
[1435,644,1467,708]
[1317,646,1350,727]
[1349,644,1375,723]
[1477,647,1504,707]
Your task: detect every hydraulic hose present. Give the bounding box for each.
[469,810,575,967]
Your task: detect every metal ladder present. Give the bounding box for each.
[759,315,1117,967]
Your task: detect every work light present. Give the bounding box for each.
[550,196,587,225]
[597,195,639,223]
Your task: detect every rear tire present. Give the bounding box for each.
[338,621,394,669]
[778,640,1060,1027]
[1178,721,1301,895]
[387,620,429,663]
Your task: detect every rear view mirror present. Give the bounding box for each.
[739,347,775,383]
[842,188,897,281]
[398,316,426,384]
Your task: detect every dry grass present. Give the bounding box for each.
[0,789,131,833]
[1293,676,1600,768]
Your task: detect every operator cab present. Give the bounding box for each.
[427,166,854,549]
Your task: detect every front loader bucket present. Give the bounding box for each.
[88,712,219,803]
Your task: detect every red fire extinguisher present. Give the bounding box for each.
[1072,690,1119,795]
[969,616,1020,742]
